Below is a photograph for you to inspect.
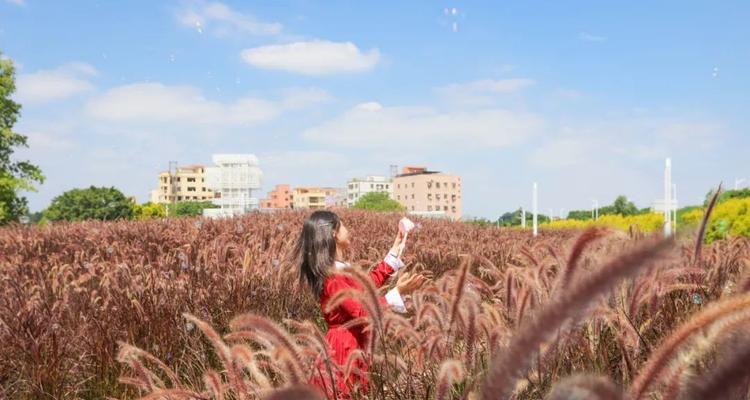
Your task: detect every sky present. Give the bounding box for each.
[1,0,749,218]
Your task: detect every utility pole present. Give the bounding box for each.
[533,183,538,237]
[521,207,526,228]
[664,158,672,238]
[673,183,678,235]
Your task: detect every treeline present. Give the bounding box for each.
[26,186,217,225]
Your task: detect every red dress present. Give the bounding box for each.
[311,255,404,398]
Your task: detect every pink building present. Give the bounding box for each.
[261,184,293,209]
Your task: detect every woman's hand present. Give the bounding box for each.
[396,272,428,295]
[390,231,405,256]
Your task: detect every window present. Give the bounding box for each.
[452,194,456,202]
[202,188,206,192]
[176,177,181,182]
[436,194,441,200]
[436,182,440,189]
[428,205,432,211]
[411,194,414,199]
[452,206,456,213]
[444,206,448,211]
[370,184,373,189]
[187,187,196,192]
[177,196,182,201]
[452,183,456,189]
[427,193,432,200]
[187,177,196,182]
[397,184,400,189]
[411,206,415,211]
[427,181,432,189]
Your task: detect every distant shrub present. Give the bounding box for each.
[545,213,664,232]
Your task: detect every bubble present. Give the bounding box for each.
[452,22,458,32]
[185,321,195,332]
[272,259,280,268]
[152,344,160,352]
[276,224,285,231]
[712,66,719,78]
[692,293,702,304]
[195,21,203,34]
[451,7,458,15]
[169,54,176,62]
[195,220,202,229]
[180,261,190,271]
[106,246,113,254]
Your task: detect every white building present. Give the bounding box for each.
[346,175,393,207]
[202,154,262,218]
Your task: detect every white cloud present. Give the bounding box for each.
[85,83,280,126]
[23,131,76,151]
[5,0,25,6]
[177,1,282,36]
[15,62,97,104]
[657,122,724,143]
[435,78,535,106]
[579,32,607,42]
[84,83,330,128]
[260,150,349,188]
[279,87,333,110]
[241,40,381,75]
[530,137,593,168]
[303,102,543,149]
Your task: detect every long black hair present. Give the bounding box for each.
[293,210,340,298]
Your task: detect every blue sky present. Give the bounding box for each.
[2,0,748,218]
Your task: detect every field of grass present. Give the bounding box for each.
[2,209,749,399]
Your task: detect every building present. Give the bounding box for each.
[346,175,393,207]
[149,164,213,204]
[393,166,462,220]
[261,184,293,209]
[293,187,342,209]
[202,154,263,218]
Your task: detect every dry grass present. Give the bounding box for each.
[1,209,749,399]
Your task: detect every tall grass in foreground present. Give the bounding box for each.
[2,197,750,398]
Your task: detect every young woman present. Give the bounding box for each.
[293,210,426,397]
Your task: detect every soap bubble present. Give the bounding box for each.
[196,21,203,34]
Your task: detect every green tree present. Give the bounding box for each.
[171,200,217,217]
[498,208,550,226]
[611,195,638,216]
[0,54,44,224]
[567,210,593,221]
[352,192,404,212]
[705,188,750,206]
[133,202,166,220]
[44,186,134,222]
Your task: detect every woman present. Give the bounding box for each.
[293,210,426,398]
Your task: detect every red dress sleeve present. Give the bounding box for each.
[324,276,388,322]
[368,253,405,288]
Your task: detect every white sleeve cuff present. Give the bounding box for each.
[384,252,405,271]
[385,288,406,313]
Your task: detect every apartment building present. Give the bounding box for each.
[346,175,393,207]
[293,187,342,209]
[393,166,462,220]
[261,184,293,209]
[203,154,263,217]
[150,164,213,204]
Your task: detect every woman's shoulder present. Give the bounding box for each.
[322,272,356,291]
